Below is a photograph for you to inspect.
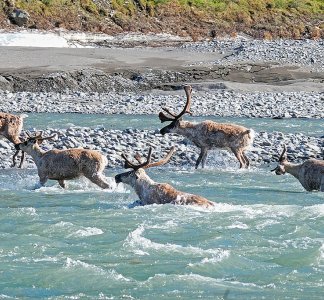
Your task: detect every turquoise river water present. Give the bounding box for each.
[0,114,323,299]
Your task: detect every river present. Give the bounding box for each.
[0,114,323,299]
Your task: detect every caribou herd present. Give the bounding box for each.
[1,86,323,207]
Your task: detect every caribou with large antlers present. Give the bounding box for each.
[271,145,324,192]
[115,147,214,207]
[159,86,254,169]
[15,132,112,189]
[0,112,27,168]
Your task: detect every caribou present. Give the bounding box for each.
[0,112,26,168]
[271,145,324,192]
[15,132,112,189]
[159,86,254,169]
[115,147,214,207]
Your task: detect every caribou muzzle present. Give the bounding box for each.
[271,166,284,175]
[115,174,123,184]
[160,126,171,135]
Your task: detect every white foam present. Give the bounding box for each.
[256,219,280,230]
[32,176,123,194]
[64,257,130,281]
[189,250,230,266]
[15,207,38,216]
[68,227,104,238]
[303,204,324,217]
[14,256,59,263]
[53,222,104,238]
[124,224,230,262]
[227,221,249,229]
[54,221,74,227]
[317,243,324,267]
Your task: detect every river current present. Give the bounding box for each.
[0,115,323,299]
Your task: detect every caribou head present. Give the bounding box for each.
[15,131,57,152]
[271,145,288,175]
[159,85,192,135]
[115,147,176,185]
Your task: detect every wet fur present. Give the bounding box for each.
[116,168,214,208]
[276,159,324,192]
[17,141,111,189]
[162,120,254,168]
[0,112,26,167]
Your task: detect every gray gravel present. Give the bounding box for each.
[182,39,324,71]
[0,89,323,118]
[0,126,322,170]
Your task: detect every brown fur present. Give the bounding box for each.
[275,158,324,192]
[17,139,111,189]
[115,168,214,208]
[159,86,254,169]
[161,119,254,169]
[0,112,26,167]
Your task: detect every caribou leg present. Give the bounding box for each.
[195,148,207,169]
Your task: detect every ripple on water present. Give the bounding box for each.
[124,224,230,263]
[0,162,324,298]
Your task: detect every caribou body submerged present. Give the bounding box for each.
[115,147,214,207]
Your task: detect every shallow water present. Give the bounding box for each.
[0,165,323,299]
[25,113,323,136]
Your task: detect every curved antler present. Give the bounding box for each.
[37,133,57,142]
[121,148,153,170]
[34,131,43,139]
[134,152,144,164]
[279,145,287,162]
[143,146,176,169]
[271,145,288,172]
[159,111,176,123]
[158,85,193,123]
[121,147,175,170]
[176,85,192,120]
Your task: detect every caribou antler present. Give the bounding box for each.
[36,133,57,143]
[23,131,57,144]
[121,147,176,170]
[271,145,288,172]
[279,145,287,162]
[122,148,153,170]
[143,146,176,169]
[134,153,145,164]
[159,85,192,123]
[177,85,192,119]
[159,111,176,123]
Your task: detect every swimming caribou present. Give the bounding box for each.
[15,132,112,189]
[271,145,324,192]
[115,147,214,207]
[0,112,26,168]
[159,86,254,169]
